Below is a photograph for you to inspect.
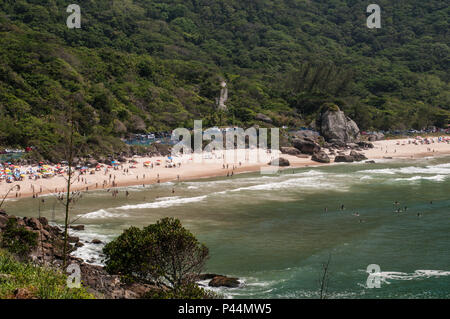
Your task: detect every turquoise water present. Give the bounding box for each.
[3,156,450,298]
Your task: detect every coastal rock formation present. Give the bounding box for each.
[70,225,85,231]
[349,150,368,161]
[208,275,240,288]
[0,211,75,263]
[319,107,360,144]
[269,157,290,167]
[280,147,301,155]
[334,151,367,163]
[334,155,354,163]
[292,137,321,155]
[0,210,165,299]
[311,151,330,163]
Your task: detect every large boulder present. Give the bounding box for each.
[280,147,301,156]
[334,155,354,163]
[269,157,290,167]
[293,137,321,155]
[311,151,330,163]
[319,108,360,144]
[349,150,368,161]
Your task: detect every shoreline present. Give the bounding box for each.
[2,136,450,200]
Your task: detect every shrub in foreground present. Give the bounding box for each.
[103,217,209,293]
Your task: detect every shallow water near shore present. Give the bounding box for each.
[4,156,450,298]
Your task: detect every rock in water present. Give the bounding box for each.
[70,225,85,231]
[319,107,360,144]
[311,151,330,163]
[269,157,290,167]
[209,275,240,288]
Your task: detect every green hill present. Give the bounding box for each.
[0,0,449,159]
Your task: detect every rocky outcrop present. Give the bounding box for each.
[334,151,367,163]
[293,137,321,155]
[280,147,301,156]
[311,151,330,163]
[208,275,240,288]
[70,225,85,231]
[349,150,368,161]
[319,108,360,144]
[334,155,354,163]
[269,157,290,167]
[0,210,164,299]
[255,113,272,123]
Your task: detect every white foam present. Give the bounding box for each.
[394,175,447,182]
[78,209,129,219]
[360,163,450,176]
[363,269,450,286]
[116,195,207,210]
[70,230,111,266]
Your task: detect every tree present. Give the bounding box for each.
[103,217,209,290]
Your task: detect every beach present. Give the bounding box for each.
[5,149,450,298]
[1,136,450,200]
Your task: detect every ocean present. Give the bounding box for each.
[4,156,450,298]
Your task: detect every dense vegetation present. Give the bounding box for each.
[104,217,213,299]
[0,0,448,158]
[0,249,93,299]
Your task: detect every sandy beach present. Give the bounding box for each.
[1,136,450,200]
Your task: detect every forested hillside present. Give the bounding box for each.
[0,0,449,158]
